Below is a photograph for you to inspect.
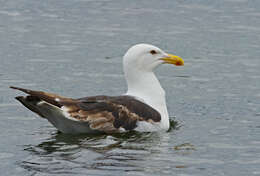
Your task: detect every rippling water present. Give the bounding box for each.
[1,0,260,175]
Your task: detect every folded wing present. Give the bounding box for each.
[10,86,161,133]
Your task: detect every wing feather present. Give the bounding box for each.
[11,87,161,133]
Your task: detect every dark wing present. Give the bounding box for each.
[11,86,161,133]
[59,95,161,132]
[10,86,72,107]
[79,96,161,129]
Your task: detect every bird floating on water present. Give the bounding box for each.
[10,44,184,134]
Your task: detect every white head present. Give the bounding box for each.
[123,43,184,73]
[123,43,184,96]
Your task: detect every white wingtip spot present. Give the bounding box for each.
[55,98,60,102]
[36,101,44,106]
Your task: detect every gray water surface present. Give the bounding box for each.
[1,0,260,175]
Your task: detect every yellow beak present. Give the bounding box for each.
[160,54,184,66]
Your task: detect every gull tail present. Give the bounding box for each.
[14,95,45,118]
[10,86,67,117]
[10,86,95,134]
[10,86,66,107]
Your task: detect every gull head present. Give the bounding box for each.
[123,43,184,73]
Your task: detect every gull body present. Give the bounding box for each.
[11,44,184,134]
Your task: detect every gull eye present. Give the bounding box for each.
[150,50,157,55]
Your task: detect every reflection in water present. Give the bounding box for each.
[20,120,181,175]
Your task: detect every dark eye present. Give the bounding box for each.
[150,50,157,55]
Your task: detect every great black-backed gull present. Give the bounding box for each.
[10,44,184,134]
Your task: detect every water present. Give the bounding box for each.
[1,0,260,175]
